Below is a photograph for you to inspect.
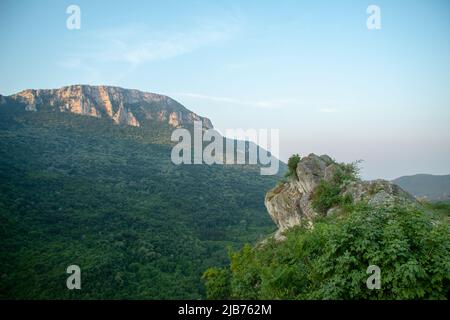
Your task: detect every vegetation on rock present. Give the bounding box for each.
[311,161,359,214]
[285,154,301,179]
[204,155,449,300]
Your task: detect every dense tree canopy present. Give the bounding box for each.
[0,105,279,299]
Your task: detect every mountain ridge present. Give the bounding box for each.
[0,93,280,299]
[0,85,213,129]
[393,174,450,202]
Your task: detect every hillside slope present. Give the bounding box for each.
[0,89,282,299]
[393,174,450,202]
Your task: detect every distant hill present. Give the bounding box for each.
[393,174,450,202]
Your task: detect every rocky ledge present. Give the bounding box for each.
[265,153,417,239]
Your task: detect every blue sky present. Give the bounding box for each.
[1,0,449,179]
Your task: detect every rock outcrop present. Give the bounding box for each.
[3,85,213,129]
[265,153,417,239]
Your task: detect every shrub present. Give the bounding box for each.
[285,154,301,179]
[204,204,450,300]
[202,267,231,299]
[311,161,360,214]
[311,180,342,214]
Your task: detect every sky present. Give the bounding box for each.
[0,0,449,179]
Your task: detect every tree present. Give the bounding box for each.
[286,154,301,179]
[202,268,231,299]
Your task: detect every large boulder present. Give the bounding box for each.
[343,179,416,207]
[265,153,417,239]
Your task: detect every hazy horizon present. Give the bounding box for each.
[1,0,449,180]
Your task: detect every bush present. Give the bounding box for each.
[310,161,359,214]
[311,180,342,214]
[285,154,301,179]
[204,204,450,300]
[202,267,231,299]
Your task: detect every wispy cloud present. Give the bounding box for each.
[59,22,239,76]
[175,92,349,112]
[94,24,238,66]
[58,56,100,79]
[319,107,339,113]
[175,92,300,109]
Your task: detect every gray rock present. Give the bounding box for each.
[5,85,214,129]
[265,153,417,239]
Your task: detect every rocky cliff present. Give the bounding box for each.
[0,85,213,129]
[265,153,416,239]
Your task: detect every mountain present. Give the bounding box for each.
[393,174,450,202]
[1,85,213,129]
[0,85,284,299]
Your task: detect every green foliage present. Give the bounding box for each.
[202,267,231,299]
[0,105,279,299]
[310,161,359,214]
[423,201,450,223]
[426,201,450,212]
[285,154,301,179]
[204,204,450,300]
[336,160,361,183]
[311,180,343,214]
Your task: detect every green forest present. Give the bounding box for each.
[1,103,449,300]
[0,104,280,299]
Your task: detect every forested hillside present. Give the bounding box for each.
[0,103,280,299]
[394,174,450,202]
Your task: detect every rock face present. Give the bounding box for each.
[3,85,213,129]
[265,153,416,239]
[344,179,415,207]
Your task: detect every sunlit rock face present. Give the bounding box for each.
[265,153,417,240]
[7,85,213,129]
[265,154,334,236]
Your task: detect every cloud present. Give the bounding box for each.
[57,56,102,83]
[319,107,339,113]
[59,22,239,74]
[99,24,238,65]
[175,92,300,109]
[175,93,348,113]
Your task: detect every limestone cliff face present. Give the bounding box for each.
[265,154,416,239]
[4,85,213,129]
